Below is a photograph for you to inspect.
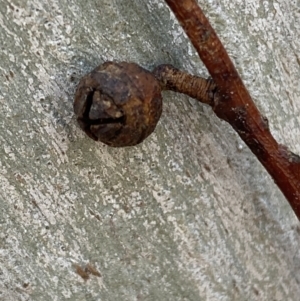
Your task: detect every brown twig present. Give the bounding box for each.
[164,0,300,219]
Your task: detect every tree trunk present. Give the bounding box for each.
[0,0,299,300]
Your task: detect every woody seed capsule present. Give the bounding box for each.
[74,61,162,147]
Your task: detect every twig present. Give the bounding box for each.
[164,0,300,219]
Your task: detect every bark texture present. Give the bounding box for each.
[0,0,299,300]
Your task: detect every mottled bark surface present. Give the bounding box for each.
[0,0,299,300]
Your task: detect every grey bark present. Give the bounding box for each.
[0,0,299,300]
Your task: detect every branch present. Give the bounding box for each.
[164,0,300,219]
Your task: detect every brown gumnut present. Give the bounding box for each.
[74,61,162,147]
